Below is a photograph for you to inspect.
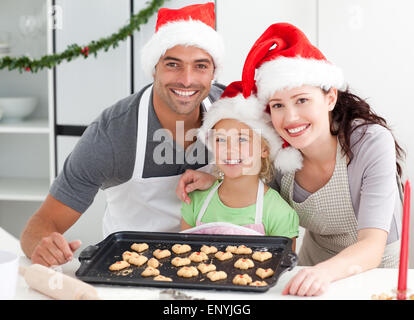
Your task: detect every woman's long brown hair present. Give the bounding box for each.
[329,88,405,181]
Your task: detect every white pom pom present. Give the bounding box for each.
[274,147,303,174]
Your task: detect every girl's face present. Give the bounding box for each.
[268,85,337,150]
[212,119,268,179]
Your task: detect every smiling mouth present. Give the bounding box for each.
[286,124,311,135]
[170,88,198,97]
[223,159,242,165]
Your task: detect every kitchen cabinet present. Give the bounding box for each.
[0,0,53,213]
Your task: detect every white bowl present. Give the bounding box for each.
[0,97,38,122]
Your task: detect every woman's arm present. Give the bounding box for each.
[176,169,216,203]
[283,228,387,296]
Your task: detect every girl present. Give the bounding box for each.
[177,23,405,296]
[180,81,301,248]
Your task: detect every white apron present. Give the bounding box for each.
[102,85,212,237]
[182,179,266,235]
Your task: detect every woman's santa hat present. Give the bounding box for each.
[241,22,346,103]
[141,2,224,79]
[198,81,302,174]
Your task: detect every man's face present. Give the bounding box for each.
[153,45,215,115]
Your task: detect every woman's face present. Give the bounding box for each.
[212,119,268,179]
[268,85,337,150]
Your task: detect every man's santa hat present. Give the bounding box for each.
[141,2,224,79]
[198,81,302,174]
[241,22,346,103]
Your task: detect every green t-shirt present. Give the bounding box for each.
[181,181,299,238]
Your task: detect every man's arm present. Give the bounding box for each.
[20,194,82,266]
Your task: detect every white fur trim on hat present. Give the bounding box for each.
[198,94,302,174]
[256,56,346,103]
[141,19,225,79]
[275,146,303,174]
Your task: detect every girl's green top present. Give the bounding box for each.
[181,180,299,238]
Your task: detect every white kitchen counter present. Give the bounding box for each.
[1,227,412,300]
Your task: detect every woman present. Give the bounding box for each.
[176,23,405,296]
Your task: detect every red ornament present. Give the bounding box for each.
[25,67,31,72]
[81,47,89,57]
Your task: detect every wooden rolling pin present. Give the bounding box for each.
[19,264,100,300]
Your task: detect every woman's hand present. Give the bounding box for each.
[282,266,333,296]
[176,169,216,204]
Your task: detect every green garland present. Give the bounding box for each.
[0,0,166,73]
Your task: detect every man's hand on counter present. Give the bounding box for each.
[20,194,83,267]
[31,232,81,267]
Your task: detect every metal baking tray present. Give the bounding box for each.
[75,231,297,293]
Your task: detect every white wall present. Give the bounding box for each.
[216,0,317,84]
[216,0,414,267]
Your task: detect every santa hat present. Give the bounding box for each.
[141,3,224,79]
[242,23,346,103]
[198,81,302,174]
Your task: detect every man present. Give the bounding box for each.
[20,3,225,267]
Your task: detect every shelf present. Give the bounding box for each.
[0,177,50,202]
[0,119,50,134]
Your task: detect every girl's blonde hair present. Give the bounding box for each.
[259,137,275,184]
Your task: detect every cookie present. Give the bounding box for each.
[235,245,252,255]
[189,251,208,262]
[234,258,254,270]
[147,258,160,268]
[214,251,233,261]
[252,251,272,262]
[226,246,237,253]
[153,249,171,259]
[250,280,268,287]
[153,275,173,282]
[200,245,218,254]
[232,274,252,285]
[141,267,160,277]
[197,263,216,274]
[256,268,274,279]
[207,271,227,282]
[131,243,149,253]
[171,257,191,267]
[128,255,148,267]
[122,251,139,262]
[171,244,191,254]
[109,260,130,271]
[177,266,199,278]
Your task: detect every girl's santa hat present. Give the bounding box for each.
[198,81,302,174]
[141,3,224,79]
[241,22,346,103]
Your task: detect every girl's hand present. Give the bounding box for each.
[176,169,216,204]
[282,266,333,296]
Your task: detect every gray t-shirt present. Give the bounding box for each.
[50,83,224,214]
[272,122,402,244]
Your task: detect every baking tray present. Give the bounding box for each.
[75,231,297,293]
